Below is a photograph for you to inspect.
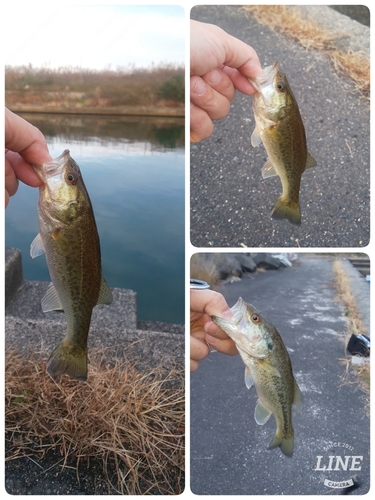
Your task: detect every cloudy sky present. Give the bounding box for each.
[4,4,185,70]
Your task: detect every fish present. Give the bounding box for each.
[249,62,316,225]
[30,149,113,381]
[212,297,303,457]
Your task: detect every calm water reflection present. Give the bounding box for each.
[6,113,185,324]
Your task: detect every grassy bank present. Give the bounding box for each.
[5,347,184,494]
[5,65,185,115]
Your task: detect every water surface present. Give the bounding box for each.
[5,113,185,324]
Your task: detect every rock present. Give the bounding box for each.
[215,254,243,280]
[232,253,257,273]
[251,253,281,270]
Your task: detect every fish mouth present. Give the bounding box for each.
[230,297,249,329]
[213,298,268,358]
[213,297,248,334]
[33,149,71,180]
[249,62,278,92]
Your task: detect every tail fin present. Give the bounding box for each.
[269,433,294,457]
[47,340,87,382]
[271,197,301,225]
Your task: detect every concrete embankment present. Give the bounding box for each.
[6,102,184,118]
[5,247,184,371]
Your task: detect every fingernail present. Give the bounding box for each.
[192,77,206,96]
[222,309,233,319]
[207,69,221,85]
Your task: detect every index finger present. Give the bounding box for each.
[190,289,233,318]
[191,21,263,79]
[5,108,52,165]
[5,151,43,187]
[222,34,263,79]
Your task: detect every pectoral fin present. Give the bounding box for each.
[254,399,272,425]
[30,233,44,258]
[244,366,254,389]
[251,125,262,147]
[97,276,113,305]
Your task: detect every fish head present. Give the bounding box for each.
[212,297,273,358]
[33,150,90,223]
[250,62,294,121]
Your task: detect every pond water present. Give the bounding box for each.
[5,113,185,324]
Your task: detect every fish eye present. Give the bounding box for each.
[277,81,285,92]
[251,314,261,323]
[66,172,78,185]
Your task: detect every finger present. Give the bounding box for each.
[5,108,52,164]
[191,335,210,362]
[190,289,232,318]
[202,68,236,102]
[204,319,231,339]
[190,103,214,143]
[222,66,259,95]
[220,30,263,79]
[205,334,238,356]
[190,359,199,372]
[5,159,19,199]
[191,21,263,78]
[5,150,43,188]
[190,75,231,121]
[190,321,208,341]
[5,190,10,208]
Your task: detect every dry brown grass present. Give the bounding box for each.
[5,65,185,107]
[243,5,369,97]
[5,347,184,495]
[332,259,367,339]
[190,254,221,291]
[332,259,369,408]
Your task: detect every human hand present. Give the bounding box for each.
[190,289,238,371]
[5,108,52,207]
[190,20,263,142]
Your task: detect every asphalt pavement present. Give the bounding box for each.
[190,254,370,495]
[190,5,370,247]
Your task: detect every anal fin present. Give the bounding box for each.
[41,283,63,312]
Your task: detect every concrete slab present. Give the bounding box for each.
[6,280,138,330]
[5,316,184,373]
[190,254,369,495]
[5,248,23,308]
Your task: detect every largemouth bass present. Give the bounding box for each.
[249,62,316,225]
[212,297,303,457]
[30,150,113,381]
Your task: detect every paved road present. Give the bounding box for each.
[190,255,370,495]
[190,6,370,247]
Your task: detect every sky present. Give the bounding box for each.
[4,4,185,71]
